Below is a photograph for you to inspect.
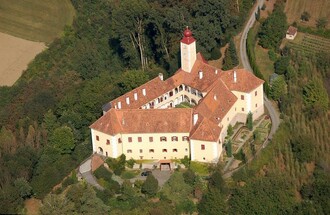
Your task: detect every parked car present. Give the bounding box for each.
[141,170,152,176]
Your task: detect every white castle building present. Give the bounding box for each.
[90,28,264,163]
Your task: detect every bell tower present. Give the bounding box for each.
[180,27,196,73]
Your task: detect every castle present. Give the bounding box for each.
[90,28,264,163]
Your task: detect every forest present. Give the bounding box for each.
[0,0,329,214]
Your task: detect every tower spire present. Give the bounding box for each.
[180,27,197,73]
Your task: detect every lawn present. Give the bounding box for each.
[0,0,75,43]
[189,161,210,176]
[254,45,275,82]
[175,102,194,108]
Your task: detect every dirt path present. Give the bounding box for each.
[0,32,46,86]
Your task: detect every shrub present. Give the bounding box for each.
[268,49,277,61]
[94,165,112,181]
[126,158,135,168]
[62,177,75,188]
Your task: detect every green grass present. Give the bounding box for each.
[255,45,275,82]
[121,170,139,179]
[0,0,75,43]
[189,161,210,176]
[175,102,194,108]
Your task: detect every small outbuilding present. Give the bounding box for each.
[286,26,297,40]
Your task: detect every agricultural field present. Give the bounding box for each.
[0,0,75,43]
[285,0,330,28]
[286,33,330,56]
[0,32,45,86]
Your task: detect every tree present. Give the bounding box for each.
[39,194,76,215]
[141,174,158,196]
[291,134,315,163]
[258,4,287,49]
[222,39,239,70]
[303,79,329,114]
[227,124,234,137]
[183,169,196,186]
[274,56,290,75]
[49,126,75,154]
[246,112,253,131]
[316,17,328,29]
[301,11,311,21]
[117,70,150,94]
[270,75,286,101]
[111,0,151,70]
[226,139,233,157]
[255,7,261,21]
[14,178,32,199]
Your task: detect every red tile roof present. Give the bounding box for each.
[220,69,264,93]
[287,26,297,36]
[94,52,264,141]
[90,108,193,134]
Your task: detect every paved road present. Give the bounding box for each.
[223,0,281,179]
[239,0,280,145]
[79,158,104,190]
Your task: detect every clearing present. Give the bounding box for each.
[0,0,75,43]
[285,0,330,28]
[0,32,46,86]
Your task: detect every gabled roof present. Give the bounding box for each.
[190,117,221,142]
[287,26,297,36]
[90,108,193,134]
[220,69,264,93]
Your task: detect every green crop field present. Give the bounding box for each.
[287,33,330,57]
[0,0,75,43]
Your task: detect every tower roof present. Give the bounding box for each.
[181,27,196,45]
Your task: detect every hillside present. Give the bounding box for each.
[285,0,330,28]
[0,0,75,43]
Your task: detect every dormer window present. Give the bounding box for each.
[142,88,146,96]
[134,92,138,100]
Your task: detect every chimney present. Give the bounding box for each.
[199,70,203,79]
[215,69,218,74]
[126,97,130,105]
[158,73,163,81]
[193,113,199,125]
[134,92,138,100]
[142,88,146,96]
[118,101,121,109]
[234,70,237,83]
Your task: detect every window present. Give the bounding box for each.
[128,137,132,142]
[235,107,237,111]
[160,136,167,142]
[106,139,110,145]
[255,91,257,96]
[201,144,205,150]
[173,149,178,152]
[171,136,178,141]
[118,138,122,143]
[149,149,154,153]
[242,107,244,112]
[138,137,142,142]
[227,117,229,121]
[149,137,153,142]
[241,95,244,100]
[255,103,258,107]
[96,135,99,141]
[185,148,188,152]
[139,149,143,153]
[127,149,132,153]
[162,149,167,152]
[169,91,173,97]
[182,136,189,141]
